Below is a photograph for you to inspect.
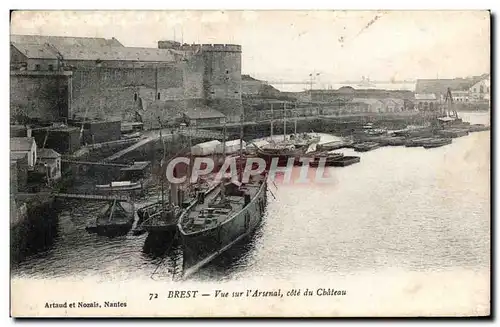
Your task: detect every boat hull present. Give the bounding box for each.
[137,203,180,233]
[330,156,361,167]
[179,180,268,275]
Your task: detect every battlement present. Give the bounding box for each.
[158,41,241,53]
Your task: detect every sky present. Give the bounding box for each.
[10,10,490,89]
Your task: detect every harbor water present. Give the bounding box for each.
[12,113,490,289]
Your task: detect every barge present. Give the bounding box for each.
[330,156,361,167]
[423,138,453,149]
[178,175,268,279]
[316,140,354,151]
[353,142,380,152]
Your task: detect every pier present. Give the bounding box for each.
[53,193,131,202]
[16,192,130,202]
[104,128,225,162]
[61,160,130,168]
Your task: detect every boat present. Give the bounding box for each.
[257,143,310,166]
[288,133,321,148]
[330,156,361,167]
[86,199,135,235]
[436,129,469,138]
[257,101,319,165]
[306,152,345,167]
[405,137,435,147]
[178,174,268,277]
[136,127,188,234]
[381,137,406,146]
[177,114,269,279]
[467,124,490,132]
[422,138,452,149]
[364,128,387,136]
[137,200,184,233]
[316,139,354,151]
[95,181,143,192]
[352,142,380,152]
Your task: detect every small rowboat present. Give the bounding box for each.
[95,181,143,192]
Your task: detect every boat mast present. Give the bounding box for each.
[188,125,193,187]
[157,118,167,212]
[239,94,244,182]
[221,118,227,202]
[283,101,287,142]
[294,102,298,136]
[270,103,274,142]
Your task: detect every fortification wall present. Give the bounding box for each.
[10,72,70,123]
[159,41,243,120]
[69,63,195,122]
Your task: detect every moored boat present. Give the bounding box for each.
[316,139,354,151]
[405,137,434,147]
[330,156,361,167]
[178,174,268,278]
[422,138,452,149]
[467,124,490,132]
[257,143,308,165]
[178,110,269,279]
[307,152,345,167]
[86,199,135,235]
[353,142,380,152]
[95,181,143,192]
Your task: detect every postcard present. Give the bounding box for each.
[9,10,490,317]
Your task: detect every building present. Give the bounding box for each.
[10,35,243,127]
[10,137,37,168]
[183,107,226,127]
[451,90,470,103]
[414,94,439,111]
[310,87,414,102]
[415,74,489,103]
[10,152,29,192]
[37,148,62,183]
[31,126,81,154]
[351,98,384,113]
[381,98,406,112]
[469,76,490,101]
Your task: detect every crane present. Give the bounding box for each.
[443,87,459,119]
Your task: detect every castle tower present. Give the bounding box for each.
[158,41,243,122]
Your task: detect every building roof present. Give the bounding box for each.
[38,148,61,159]
[415,75,488,95]
[48,44,179,62]
[10,137,36,152]
[184,107,226,120]
[415,94,437,100]
[351,98,383,105]
[11,42,58,59]
[11,34,123,48]
[381,98,405,106]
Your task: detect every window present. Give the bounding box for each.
[134,93,138,101]
[48,64,54,71]
[157,93,161,100]
[35,64,40,71]
[480,85,484,93]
